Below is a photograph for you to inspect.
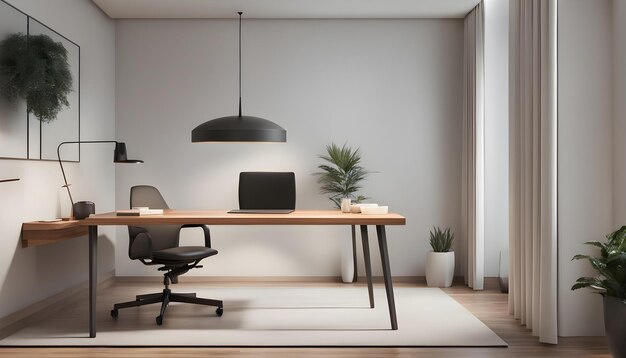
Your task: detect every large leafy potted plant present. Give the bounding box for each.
[314,143,369,209]
[314,143,370,283]
[571,226,626,358]
[425,227,455,288]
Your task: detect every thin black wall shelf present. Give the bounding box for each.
[0,178,19,183]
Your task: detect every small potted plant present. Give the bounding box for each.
[425,227,455,288]
[572,226,626,358]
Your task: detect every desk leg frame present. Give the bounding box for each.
[376,225,398,330]
[360,225,375,309]
[88,225,97,338]
[84,223,395,335]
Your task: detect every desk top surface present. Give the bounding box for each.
[76,209,406,226]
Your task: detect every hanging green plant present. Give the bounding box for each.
[0,33,73,123]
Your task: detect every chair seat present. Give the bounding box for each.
[152,246,218,261]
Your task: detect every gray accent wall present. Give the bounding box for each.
[114,19,465,277]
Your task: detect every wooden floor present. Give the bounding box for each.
[0,281,610,357]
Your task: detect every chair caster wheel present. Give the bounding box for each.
[156,315,163,325]
[111,309,118,318]
[216,307,223,317]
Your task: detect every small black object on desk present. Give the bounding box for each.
[73,201,95,220]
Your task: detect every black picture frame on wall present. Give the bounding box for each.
[0,0,80,163]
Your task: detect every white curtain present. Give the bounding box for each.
[462,2,485,291]
[508,0,558,344]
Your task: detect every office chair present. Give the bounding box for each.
[110,185,223,326]
[239,172,296,210]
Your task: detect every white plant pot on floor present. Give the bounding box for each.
[340,235,355,283]
[425,252,455,288]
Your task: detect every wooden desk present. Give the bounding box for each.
[83,210,406,226]
[41,210,407,337]
[21,220,88,248]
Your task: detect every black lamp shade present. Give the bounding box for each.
[192,115,286,142]
[114,142,143,163]
[191,12,286,143]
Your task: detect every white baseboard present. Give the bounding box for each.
[116,275,344,283]
[116,276,501,286]
[115,275,427,283]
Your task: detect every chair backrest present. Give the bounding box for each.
[128,185,180,260]
[238,172,296,210]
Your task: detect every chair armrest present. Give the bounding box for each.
[129,227,153,260]
[181,224,211,248]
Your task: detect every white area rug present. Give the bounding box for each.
[1,286,507,347]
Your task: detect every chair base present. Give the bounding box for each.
[111,288,223,325]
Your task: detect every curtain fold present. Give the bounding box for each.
[508,0,558,344]
[462,2,485,290]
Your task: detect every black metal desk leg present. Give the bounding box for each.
[88,225,98,338]
[376,225,397,330]
[360,225,374,308]
[351,225,358,283]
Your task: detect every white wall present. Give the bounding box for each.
[557,0,613,336]
[483,0,509,277]
[115,19,464,277]
[614,0,626,229]
[0,0,116,318]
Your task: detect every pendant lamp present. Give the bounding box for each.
[192,12,286,143]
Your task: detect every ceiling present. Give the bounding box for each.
[92,0,480,19]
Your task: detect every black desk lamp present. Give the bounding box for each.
[57,141,143,219]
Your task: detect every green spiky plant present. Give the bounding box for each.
[571,226,626,303]
[314,143,369,209]
[429,227,454,252]
[0,33,73,123]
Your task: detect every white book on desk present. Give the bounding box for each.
[116,209,164,216]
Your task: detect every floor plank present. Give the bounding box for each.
[0,281,610,357]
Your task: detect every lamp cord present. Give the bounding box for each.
[238,11,242,118]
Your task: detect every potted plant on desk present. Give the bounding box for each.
[314,143,370,283]
[314,143,369,211]
[425,227,455,288]
[572,226,626,358]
